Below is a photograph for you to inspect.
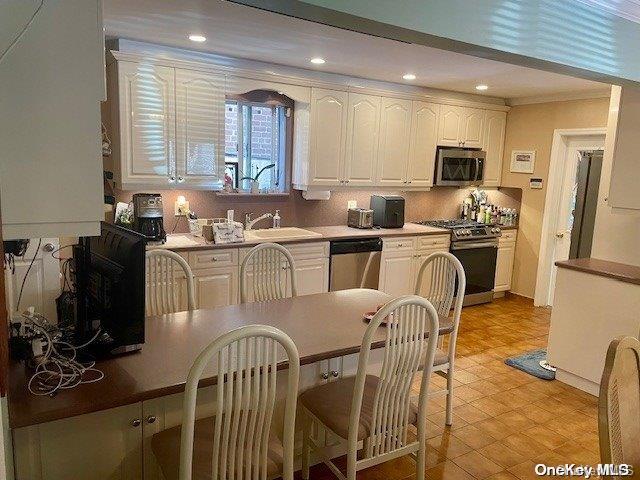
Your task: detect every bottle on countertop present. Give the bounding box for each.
[273,209,281,229]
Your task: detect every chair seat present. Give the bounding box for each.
[299,375,418,441]
[438,315,454,335]
[151,416,283,480]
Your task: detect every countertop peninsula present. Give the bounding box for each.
[555,258,640,286]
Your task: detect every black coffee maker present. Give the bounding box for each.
[132,193,166,242]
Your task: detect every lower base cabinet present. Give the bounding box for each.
[494,230,517,293]
[12,351,382,480]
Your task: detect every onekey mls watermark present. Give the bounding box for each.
[535,463,634,478]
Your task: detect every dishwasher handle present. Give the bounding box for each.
[330,237,383,255]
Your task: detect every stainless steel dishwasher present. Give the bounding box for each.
[329,237,383,291]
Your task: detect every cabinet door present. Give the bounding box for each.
[482,110,507,187]
[437,105,463,147]
[344,93,381,186]
[378,251,415,296]
[309,88,348,186]
[376,97,412,187]
[461,108,485,148]
[408,102,439,187]
[118,61,176,188]
[241,261,289,303]
[13,403,143,480]
[494,241,516,292]
[291,257,329,296]
[175,69,225,188]
[195,266,239,308]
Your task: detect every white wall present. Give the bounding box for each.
[591,87,640,265]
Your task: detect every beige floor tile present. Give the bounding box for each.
[478,442,528,468]
[453,450,504,478]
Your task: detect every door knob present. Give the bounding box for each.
[555,232,564,238]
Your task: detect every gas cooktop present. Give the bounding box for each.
[419,219,501,240]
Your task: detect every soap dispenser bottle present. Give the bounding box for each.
[273,210,281,229]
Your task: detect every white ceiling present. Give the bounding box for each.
[102,0,610,100]
[577,0,640,23]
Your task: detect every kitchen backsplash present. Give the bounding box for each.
[114,187,522,233]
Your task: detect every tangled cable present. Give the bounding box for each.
[24,313,105,396]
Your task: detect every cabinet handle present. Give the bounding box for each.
[282,265,289,270]
[345,180,350,184]
[177,176,184,183]
[131,418,141,428]
[321,372,329,380]
[330,370,339,378]
[168,176,176,183]
[146,415,157,424]
[211,257,218,262]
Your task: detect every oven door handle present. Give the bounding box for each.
[451,241,498,250]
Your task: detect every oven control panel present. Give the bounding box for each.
[453,226,501,239]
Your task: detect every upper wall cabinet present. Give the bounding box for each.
[437,105,485,148]
[0,0,104,239]
[482,110,507,187]
[344,93,381,186]
[376,98,412,187]
[108,60,226,190]
[407,102,440,188]
[175,69,226,188]
[307,88,348,187]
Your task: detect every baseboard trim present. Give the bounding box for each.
[555,369,599,396]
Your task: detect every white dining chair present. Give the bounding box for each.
[146,249,196,316]
[299,295,440,480]
[414,252,465,425]
[151,324,300,480]
[599,335,640,470]
[240,243,297,303]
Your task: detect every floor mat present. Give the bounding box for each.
[505,349,556,380]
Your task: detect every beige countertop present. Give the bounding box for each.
[149,223,450,251]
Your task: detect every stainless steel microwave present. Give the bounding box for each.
[434,147,486,186]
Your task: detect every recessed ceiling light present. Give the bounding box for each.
[402,73,416,81]
[188,34,206,43]
[310,57,326,65]
[475,84,489,91]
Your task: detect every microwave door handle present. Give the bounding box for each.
[474,157,481,181]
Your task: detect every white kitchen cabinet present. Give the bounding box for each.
[175,69,226,188]
[194,266,239,308]
[13,403,143,480]
[482,110,507,187]
[494,230,517,292]
[0,0,104,240]
[112,61,176,189]
[291,258,330,296]
[344,93,381,186]
[308,88,348,186]
[376,98,412,187]
[437,105,485,148]
[460,108,485,148]
[407,101,440,188]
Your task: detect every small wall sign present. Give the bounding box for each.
[530,178,543,189]
[510,150,536,174]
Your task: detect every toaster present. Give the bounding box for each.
[347,208,374,229]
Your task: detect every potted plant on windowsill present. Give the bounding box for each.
[241,164,275,194]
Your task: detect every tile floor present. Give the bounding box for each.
[300,294,600,480]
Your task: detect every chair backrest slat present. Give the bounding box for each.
[179,325,300,480]
[347,296,439,464]
[240,243,297,303]
[146,250,196,316]
[599,335,640,469]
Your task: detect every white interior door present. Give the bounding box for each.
[547,138,604,305]
[4,238,60,321]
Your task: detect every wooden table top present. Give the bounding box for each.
[8,289,450,429]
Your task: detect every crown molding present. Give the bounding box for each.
[506,88,611,106]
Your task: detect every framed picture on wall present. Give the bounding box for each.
[510,150,536,173]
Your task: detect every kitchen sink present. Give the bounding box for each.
[244,227,322,242]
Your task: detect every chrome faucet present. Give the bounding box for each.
[245,212,274,230]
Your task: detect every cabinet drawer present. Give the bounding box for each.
[382,237,415,251]
[189,248,238,269]
[416,235,450,251]
[239,241,329,264]
[499,230,517,243]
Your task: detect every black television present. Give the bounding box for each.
[74,222,146,356]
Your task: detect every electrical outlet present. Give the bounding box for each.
[347,200,357,209]
[174,200,189,216]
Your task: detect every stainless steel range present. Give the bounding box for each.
[420,219,501,306]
